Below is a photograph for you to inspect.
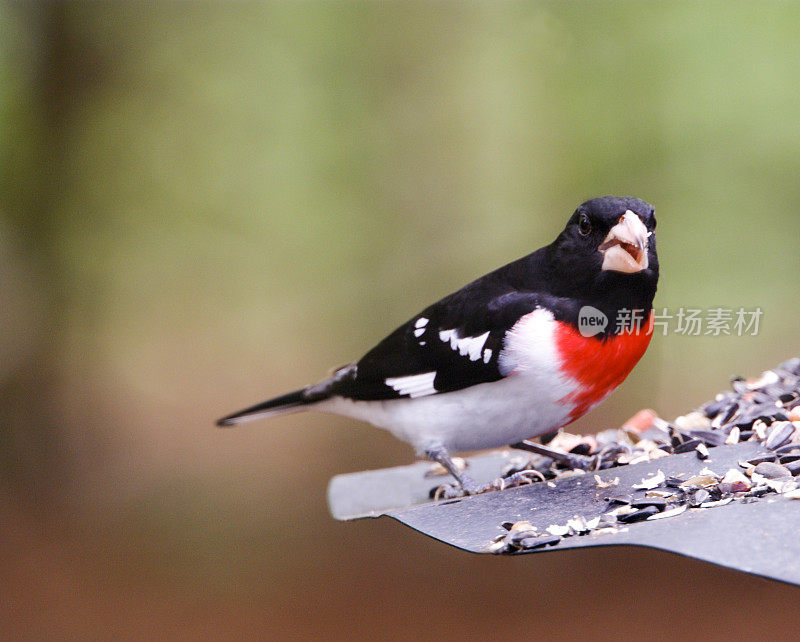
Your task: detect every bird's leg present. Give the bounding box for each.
[426,445,540,500]
[425,445,481,496]
[510,439,598,471]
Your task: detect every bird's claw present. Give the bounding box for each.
[432,469,541,500]
[559,453,599,470]
[483,469,542,492]
[433,483,466,501]
[500,469,544,487]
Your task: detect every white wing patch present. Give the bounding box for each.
[483,348,492,364]
[413,328,425,337]
[385,372,437,398]
[457,331,490,361]
[438,328,490,362]
[415,317,429,329]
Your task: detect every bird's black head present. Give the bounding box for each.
[545,196,659,322]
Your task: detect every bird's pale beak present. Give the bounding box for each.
[599,210,651,273]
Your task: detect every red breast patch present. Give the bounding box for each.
[554,311,653,423]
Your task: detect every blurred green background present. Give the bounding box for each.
[2,2,799,638]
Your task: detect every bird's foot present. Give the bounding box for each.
[479,470,543,492]
[559,452,598,470]
[433,483,467,500]
[510,440,599,471]
[431,471,481,500]
[425,445,542,501]
[432,470,541,501]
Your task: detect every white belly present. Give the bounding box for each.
[323,369,576,454]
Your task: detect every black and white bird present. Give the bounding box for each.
[218,196,659,494]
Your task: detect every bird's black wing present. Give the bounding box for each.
[321,287,549,401]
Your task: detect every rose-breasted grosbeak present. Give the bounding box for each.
[218,196,658,494]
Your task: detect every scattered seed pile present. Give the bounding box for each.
[490,357,800,554]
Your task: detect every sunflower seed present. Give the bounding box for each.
[510,520,535,531]
[633,470,666,489]
[630,497,667,510]
[680,474,719,489]
[566,516,590,533]
[690,430,727,447]
[617,506,660,523]
[785,460,800,476]
[689,489,711,505]
[748,370,780,390]
[753,461,792,479]
[731,377,749,395]
[646,488,680,499]
[510,530,539,545]
[725,427,741,445]
[674,438,702,454]
[765,421,796,450]
[546,524,570,537]
[719,469,751,493]
[647,504,688,520]
[666,475,688,487]
[638,427,672,445]
[605,504,635,517]
[746,453,777,466]
[675,412,711,431]
[702,397,729,419]
[519,535,561,550]
[669,425,687,447]
[779,358,800,375]
[488,540,507,554]
[597,513,618,526]
[713,402,740,428]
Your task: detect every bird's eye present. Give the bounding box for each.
[578,213,592,236]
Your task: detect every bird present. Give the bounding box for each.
[217,196,659,496]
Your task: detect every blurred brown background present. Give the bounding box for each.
[2,2,799,639]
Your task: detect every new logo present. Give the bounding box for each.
[578,305,608,337]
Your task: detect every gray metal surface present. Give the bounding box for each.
[328,442,800,586]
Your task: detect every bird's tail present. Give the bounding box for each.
[216,363,356,427]
[216,388,316,426]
